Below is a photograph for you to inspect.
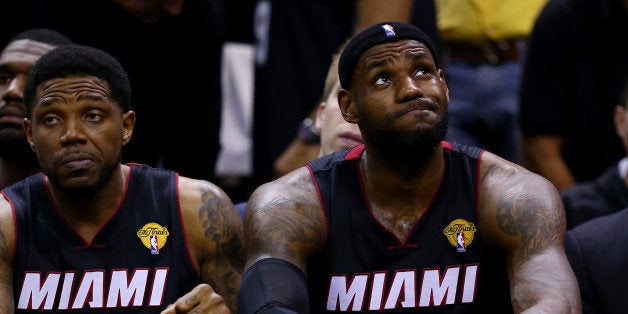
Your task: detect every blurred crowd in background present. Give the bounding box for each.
[1,0,626,209]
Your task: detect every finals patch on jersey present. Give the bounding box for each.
[443,219,476,252]
[137,222,170,255]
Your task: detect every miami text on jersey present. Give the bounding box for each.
[327,263,478,311]
[17,268,168,310]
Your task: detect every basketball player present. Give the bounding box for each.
[238,22,581,313]
[0,44,244,313]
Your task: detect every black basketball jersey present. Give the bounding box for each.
[305,142,513,313]
[3,164,199,312]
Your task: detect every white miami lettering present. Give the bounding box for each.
[17,268,169,310]
[327,264,479,311]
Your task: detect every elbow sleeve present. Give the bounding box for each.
[237,258,310,314]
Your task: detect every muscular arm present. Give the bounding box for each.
[240,168,326,309]
[0,195,15,313]
[522,135,576,192]
[478,153,581,313]
[176,177,245,313]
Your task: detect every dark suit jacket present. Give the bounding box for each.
[565,208,628,314]
[561,164,628,229]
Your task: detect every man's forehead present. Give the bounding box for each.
[0,39,56,65]
[37,75,111,93]
[360,40,432,63]
[365,39,429,55]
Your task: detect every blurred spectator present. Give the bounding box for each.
[561,77,628,229]
[564,207,628,313]
[0,28,72,190]
[0,0,226,182]
[238,47,363,218]
[272,44,364,178]
[215,0,257,203]
[436,0,547,163]
[519,0,628,191]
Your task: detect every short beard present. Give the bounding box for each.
[0,133,38,168]
[363,114,448,166]
[46,159,119,197]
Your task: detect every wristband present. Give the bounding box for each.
[297,118,320,144]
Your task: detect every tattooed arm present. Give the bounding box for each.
[0,195,15,313]
[478,152,581,313]
[238,167,326,312]
[163,176,245,314]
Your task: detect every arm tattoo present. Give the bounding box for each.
[198,183,244,310]
[483,164,564,256]
[247,177,324,259]
[0,214,12,304]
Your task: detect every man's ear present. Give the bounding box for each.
[338,89,359,123]
[121,110,136,145]
[313,102,326,131]
[23,118,35,152]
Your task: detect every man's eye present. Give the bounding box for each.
[86,113,102,121]
[414,67,430,78]
[375,76,390,85]
[417,69,427,76]
[0,73,12,84]
[43,116,58,124]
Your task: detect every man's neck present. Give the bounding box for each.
[360,146,444,200]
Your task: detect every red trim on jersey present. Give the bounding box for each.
[345,144,365,160]
[441,140,453,150]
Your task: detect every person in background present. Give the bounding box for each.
[272,45,363,178]
[564,206,628,313]
[311,52,363,161]
[436,0,547,163]
[0,44,244,313]
[237,48,363,217]
[0,0,226,182]
[0,28,73,190]
[519,0,628,192]
[561,78,628,229]
[238,22,580,313]
[214,0,257,204]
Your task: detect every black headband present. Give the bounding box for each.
[338,22,440,89]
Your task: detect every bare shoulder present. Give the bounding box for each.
[0,193,16,311]
[244,167,325,271]
[178,176,243,230]
[177,176,244,266]
[477,152,565,249]
[0,194,15,261]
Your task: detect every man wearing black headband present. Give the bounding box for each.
[238,22,581,313]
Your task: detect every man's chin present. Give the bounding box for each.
[57,182,99,195]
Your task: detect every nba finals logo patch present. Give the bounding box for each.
[137,222,170,255]
[443,219,476,253]
[381,24,396,37]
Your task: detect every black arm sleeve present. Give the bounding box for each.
[237,258,310,314]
